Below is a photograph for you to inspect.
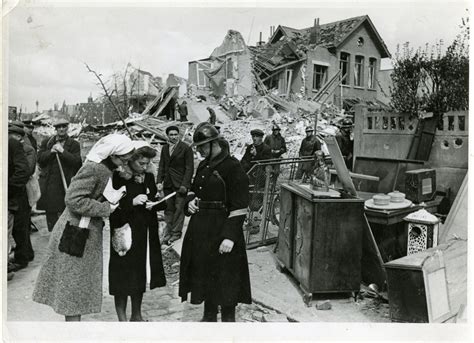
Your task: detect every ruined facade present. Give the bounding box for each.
[255,15,391,108]
[188,30,254,97]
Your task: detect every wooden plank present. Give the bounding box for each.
[141,86,168,115]
[361,214,387,287]
[329,169,380,182]
[132,121,168,141]
[324,136,357,196]
[439,174,467,242]
[151,87,178,117]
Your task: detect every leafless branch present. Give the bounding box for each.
[84,62,135,138]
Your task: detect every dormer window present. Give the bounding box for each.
[357,37,364,47]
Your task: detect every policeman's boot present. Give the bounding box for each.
[200,302,217,322]
[221,305,236,322]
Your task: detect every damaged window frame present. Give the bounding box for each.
[368,57,377,90]
[354,55,364,87]
[312,64,328,91]
[339,52,350,86]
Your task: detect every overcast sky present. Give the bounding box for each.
[5,0,469,112]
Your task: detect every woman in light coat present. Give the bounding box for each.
[32,134,135,321]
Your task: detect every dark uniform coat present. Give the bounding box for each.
[37,135,82,212]
[178,103,188,122]
[157,141,194,191]
[263,134,287,159]
[297,135,322,178]
[336,131,353,170]
[108,172,166,296]
[8,137,30,212]
[179,151,251,306]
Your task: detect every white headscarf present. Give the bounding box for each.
[86,134,134,163]
[131,140,151,150]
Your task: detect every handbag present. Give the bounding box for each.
[58,220,90,258]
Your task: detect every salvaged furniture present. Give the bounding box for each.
[352,156,424,194]
[277,182,364,304]
[405,168,436,203]
[385,239,467,323]
[364,197,442,261]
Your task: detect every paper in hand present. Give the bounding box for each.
[103,178,127,205]
[146,191,176,207]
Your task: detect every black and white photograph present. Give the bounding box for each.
[2,0,470,341]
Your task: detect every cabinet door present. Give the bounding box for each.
[312,202,363,292]
[293,196,314,290]
[277,187,293,268]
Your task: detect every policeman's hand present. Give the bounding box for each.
[133,194,148,206]
[178,186,187,195]
[188,197,199,214]
[219,239,234,254]
[157,183,163,191]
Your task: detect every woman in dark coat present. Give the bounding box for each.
[108,144,167,321]
[179,123,251,322]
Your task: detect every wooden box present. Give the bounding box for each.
[277,183,364,301]
[405,168,436,203]
[385,239,467,323]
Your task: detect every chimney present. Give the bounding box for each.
[257,31,265,46]
[309,18,320,44]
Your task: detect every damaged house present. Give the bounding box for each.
[254,15,391,107]
[188,15,391,110]
[188,30,254,97]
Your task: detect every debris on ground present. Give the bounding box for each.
[315,300,332,310]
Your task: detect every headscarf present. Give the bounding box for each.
[86,134,134,163]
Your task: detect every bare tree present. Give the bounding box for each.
[84,63,135,138]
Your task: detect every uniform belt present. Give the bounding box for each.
[198,200,226,209]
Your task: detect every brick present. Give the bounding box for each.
[315,300,332,310]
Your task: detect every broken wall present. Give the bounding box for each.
[304,46,339,99]
[188,61,199,87]
[353,105,468,199]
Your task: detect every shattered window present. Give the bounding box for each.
[448,116,455,131]
[368,58,377,89]
[312,64,327,90]
[458,116,465,131]
[354,55,364,87]
[367,116,373,129]
[339,52,350,85]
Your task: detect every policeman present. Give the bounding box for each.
[179,123,251,322]
[296,126,322,180]
[335,118,354,171]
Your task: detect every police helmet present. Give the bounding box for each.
[193,122,220,146]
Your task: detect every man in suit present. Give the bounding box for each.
[37,118,82,231]
[157,125,194,244]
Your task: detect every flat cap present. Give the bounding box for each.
[250,129,264,137]
[9,124,25,135]
[53,118,69,127]
[10,120,25,128]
